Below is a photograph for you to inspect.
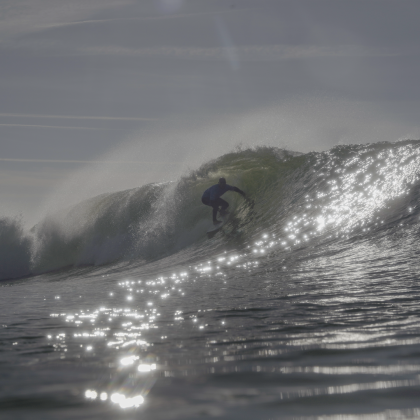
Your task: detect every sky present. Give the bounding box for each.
[1,0,420,224]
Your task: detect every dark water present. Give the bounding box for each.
[2,142,420,419]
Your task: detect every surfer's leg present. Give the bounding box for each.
[212,205,219,222]
[218,198,229,215]
[203,197,221,223]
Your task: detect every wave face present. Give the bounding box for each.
[27,147,304,275]
[2,141,420,281]
[0,217,32,280]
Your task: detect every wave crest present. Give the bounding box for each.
[2,142,420,281]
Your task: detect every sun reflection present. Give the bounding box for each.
[245,143,420,251]
[85,390,97,399]
[120,355,139,366]
[138,363,157,372]
[112,393,144,408]
[51,277,164,410]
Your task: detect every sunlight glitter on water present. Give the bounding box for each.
[41,142,420,412]
[47,277,168,409]
[38,231,420,414]
[271,143,420,248]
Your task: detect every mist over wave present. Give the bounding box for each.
[2,140,420,281]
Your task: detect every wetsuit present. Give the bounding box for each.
[201,184,244,222]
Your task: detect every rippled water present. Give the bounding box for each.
[2,142,420,419]
[2,227,420,419]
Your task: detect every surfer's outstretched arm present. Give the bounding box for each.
[231,186,246,197]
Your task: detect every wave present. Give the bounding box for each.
[2,141,420,281]
[0,217,32,280]
[29,147,301,273]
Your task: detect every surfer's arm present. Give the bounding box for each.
[231,186,246,197]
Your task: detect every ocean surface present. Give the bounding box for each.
[1,142,420,419]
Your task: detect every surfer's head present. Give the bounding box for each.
[218,177,226,186]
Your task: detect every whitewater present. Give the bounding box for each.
[2,140,420,419]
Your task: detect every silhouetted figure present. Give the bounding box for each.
[202,178,245,225]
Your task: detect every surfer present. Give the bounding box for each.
[202,178,245,225]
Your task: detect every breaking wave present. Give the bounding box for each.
[2,140,420,281]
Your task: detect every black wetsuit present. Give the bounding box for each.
[201,184,244,222]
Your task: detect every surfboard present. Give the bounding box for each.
[206,213,229,238]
